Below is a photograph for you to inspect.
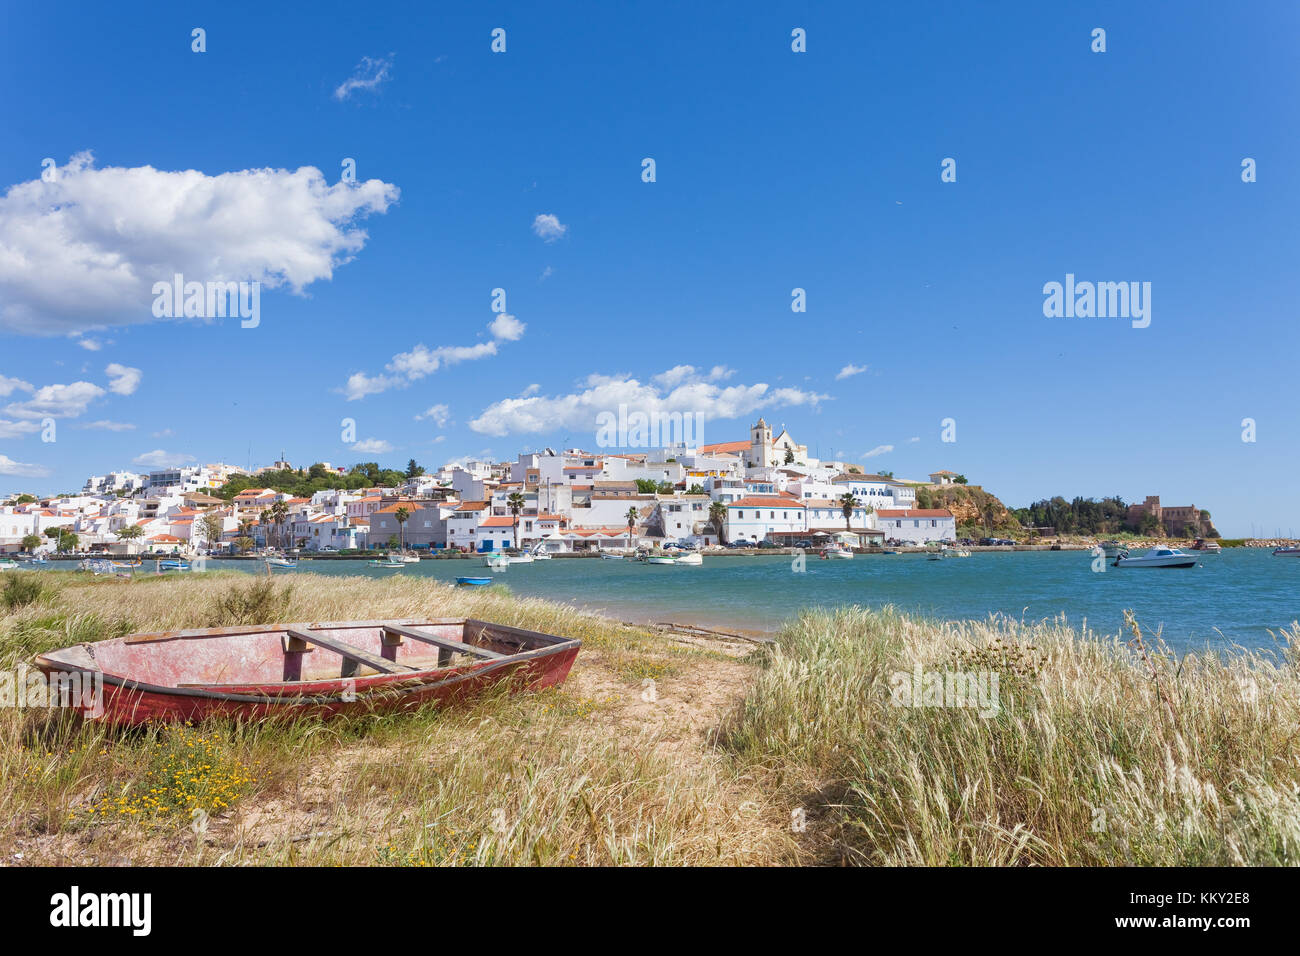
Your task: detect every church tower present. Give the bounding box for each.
[750,417,772,467]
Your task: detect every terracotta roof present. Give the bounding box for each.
[479,516,516,527]
[876,509,954,518]
[698,440,749,454]
[929,470,959,476]
[453,501,490,512]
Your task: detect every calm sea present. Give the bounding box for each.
[162,548,1300,655]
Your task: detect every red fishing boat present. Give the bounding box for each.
[33,618,581,726]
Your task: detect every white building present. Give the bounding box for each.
[877,508,957,545]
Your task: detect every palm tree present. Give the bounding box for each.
[115,523,144,547]
[271,500,288,552]
[708,501,728,545]
[839,492,860,535]
[258,509,271,550]
[506,492,526,550]
[625,506,639,548]
[394,507,410,552]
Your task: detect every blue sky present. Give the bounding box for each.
[1,1,1297,536]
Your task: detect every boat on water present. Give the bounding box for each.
[820,547,853,560]
[367,559,406,569]
[1098,540,1126,559]
[1271,545,1300,557]
[528,546,552,560]
[1189,538,1222,553]
[638,552,676,565]
[927,549,943,561]
[265,556,297,569]
[507,553,535,565]
[157,559,190,572]
[389,552,420,564]
[1113,547,1200,569]
[33,617,581,726]
[0,558,19,571]
[941,546,972,558]
[482,553,510,571]
[674,551,703,565]
[600,553,624,560]
[456,576,493,586]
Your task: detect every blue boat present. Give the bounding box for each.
[157,559,190,572]
[456,576,493,586]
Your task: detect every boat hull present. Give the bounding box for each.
[33,618,580,726]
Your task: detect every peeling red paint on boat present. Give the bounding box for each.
[33,618,580,726]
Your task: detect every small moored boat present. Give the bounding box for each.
[1272,546,1300,557]
[367,559,406,569]
[482,553,510,571]
[1113,547,1200,568]
[456,576,493,586]
[1190,538,1222,554]
[265,556,297,570]
[821,546,853,560]
[673,551,703,566]
[0,558,19,570]
[34,618,581,726]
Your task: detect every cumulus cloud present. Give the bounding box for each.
[652,365,734,390]
[334,55,394,100]
[907,436,920,443]
[4,382,105,419]
[489,313,525,341]
[415,404,451,427]
[75,337,103,351]
[0,454,50,478]
[0,152,399,335]
[105,363,142,395]
[343,315,526,400]
[0,419,41,438]
[532,214,567,242]
[132,449,196,468]
[468,371,828,438]
[352,438,393,454]
[836,363,868,380]
[0,376,32,397]
[863,444,894,458]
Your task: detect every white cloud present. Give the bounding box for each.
[652,365,735,390]
[343,316,525,400]
[0,152,399,335]
[75,337,103,351]
[836,363,868,380]
[432,435,446,444]
[469,371,828,438]
[132,449,197,468]
[352,438,393,454]
[152,428,174,438]
[334,55,394,100]
[863,444,894,458]
[415,404,451,427]
[907,436,920,443]
[489,313,525,341]
[0,419,41,438]
[532,213,567,242]
[75,420,136,431]
[4,381,105,419]
[0,454,50,478]
[105,363,142,395]
[0,376,33,397]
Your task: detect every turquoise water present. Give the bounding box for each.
[166,549,1300,654]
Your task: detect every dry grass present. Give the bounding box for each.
[723,605,1300,865]
[0,571,788,866]
[3,572,1296,866]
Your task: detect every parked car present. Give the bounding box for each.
[725,540,751,549]
[757,540,778,549]
[794,540,812,549]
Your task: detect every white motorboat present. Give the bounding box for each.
[1272,546,1300,557]
[265,556,297,569]
[940,546,971,558]
[482,553,510,571]
[1189,538,1221,554]
[507,553,534,565]
[0,558,19,570]
[601,553,624,560]
[1113,547,1200,569]
[1097,540,1126,559]
[528,546,552,560]
[821,547,853,560]
[674,551,703,565]
[388,551,420,564]
[645,555,676,565]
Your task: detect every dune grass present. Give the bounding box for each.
[723,605,1300,865]
[2,570,1296,866]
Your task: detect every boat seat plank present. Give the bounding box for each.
[382,625,507,660]
[285,628,418,675]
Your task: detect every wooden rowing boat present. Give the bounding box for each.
[33,618,581,726]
